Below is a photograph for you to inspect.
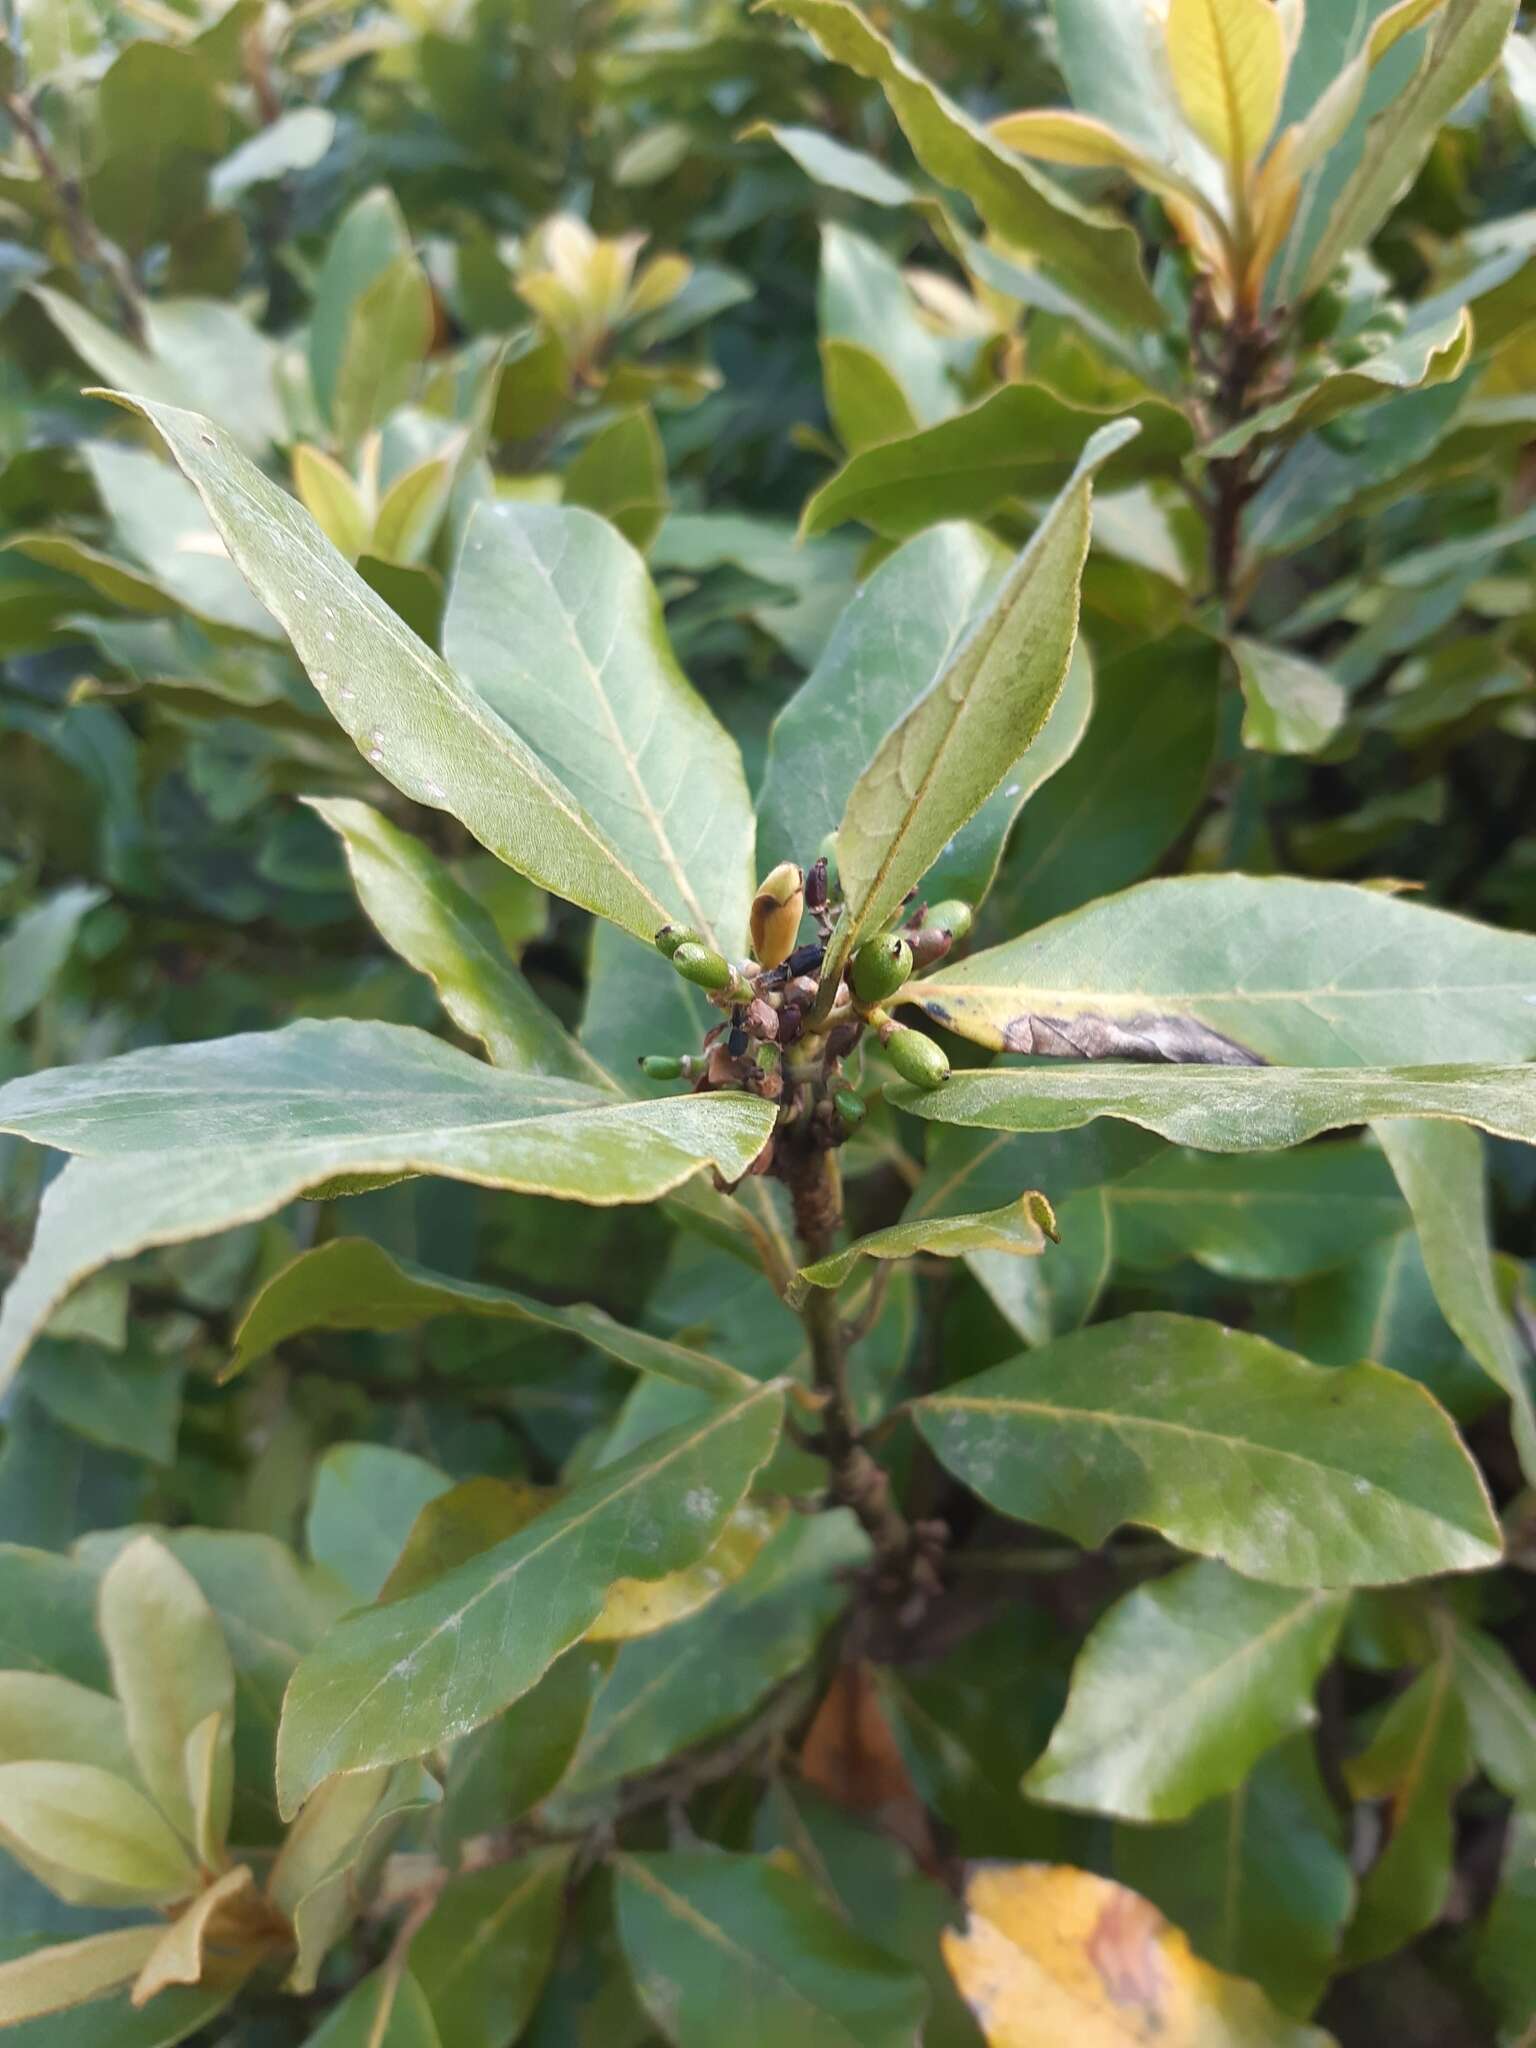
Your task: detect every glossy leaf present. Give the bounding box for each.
[890,1062,1536,1152]
[1375,1119,1536,1476]
[1165,0,1288,176]
[1342,1658,1471,1965]
[757,524,1091,906]
[1025,1561,1347,1821]
[1230,637,1346,756]
[1113,1738,1353,2019]
[101,394,678,943]
[275,1380,784,1812]
[914,1312,1501,1587]
[444,501,754,952]
[412,1852,568,2048]
[763,0,1164,334]
[798,1194,1056,1293]
[1449,1623,1536,1808]
[0,1927,161,2027]
[825,422,1134,988]
[306,1967,442,2048]
[801,386,1182,539]
[1303,0,1517,295]
[559,1514,864,1797]
[989,632,1220,928]
[1107,1141,1407,1280]
[309,799,610,1083]
[0,1672,135,1779]
[0,1762,198,1906]
[943,1863,1330,2047]
[98,1536,235,1851]
[232,1238,753,1395]
[614,1849,929,2048]
[0,1021,777,1389]
[905,873,1536,1063]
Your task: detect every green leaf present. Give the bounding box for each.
[756,524,1090,908]
[801,385,1183,539]
[988,630,1221,928]
[0,887,104,1029]
[100,394,680,943]
[0,1673,135,1780]
[309,188,414,429]
[443,501,754,952]
[0,1021,778,1389]
[558,1514,864,1798]
[275,1380,784,1813]
[614,1849,929,2048]
[914,1312,1501,1586]
[1342,1657,1470,1966]
[1025,1561,1347,1821]
[0,1982,234,2048]
[307,1444,452,1603]
[905,873,1536,1063]
[1303,0,1518,296]
[411,1852,569,2048]
[308,798,610,1083]
[1472,1809,1536,2045]
[305,1967,442,2048]
[98,1535,235,1851]
[798,1193,1056,1293]
[563,410,669,549]
[764,0,1164,335]
[1107,1141,1407,1280]
[1375,1119,1536,1477]
[1230,637,1347,756]
[0,1762,198,1906]
[0,1548,108,1687]
[22,1335,181,1465]
[822,338,921,453]
[1291,1229,1491,1416]
[0,1927,160,2027]
[1449,1623,1536,1807]
[439,1649,605,1852]
[333,254,435,451]
[232,1238,754,1395]
[824,422,1134,989]
[820,223,958,432]
[747,121,918,205]
[268,1764,436,1993]
[209,104,336,202]
[292,444,372,560]
[371,447,459,566]
[1113,1738,1354,2019]
[891,1063,1536,1152]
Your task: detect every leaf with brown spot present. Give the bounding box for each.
[799,1662,938,1871]
[942,1863,1334,2046]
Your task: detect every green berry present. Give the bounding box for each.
[639,1054,684,1080]
[655,923,702,959]
[833,1086,867,1131]
[922,899,973,942]
[671,943,734,992]
[886,1027,949,1091]
[850,935,914,1006]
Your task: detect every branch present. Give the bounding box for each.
[2,84,148,347]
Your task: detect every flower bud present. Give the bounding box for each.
[655,923,702,958]
[886,1026,949,1091]
[851,935,914,1006]
[833,1086,866,1132]
[921,899,973,942]
[805,855,829,914]
[749,861,805,970]
[638,1054,683,1080]
[672,942,734,992]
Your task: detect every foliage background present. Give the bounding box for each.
[0,0,1535,2042]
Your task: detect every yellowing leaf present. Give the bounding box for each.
[1165,0,1288,179]
[991,110,1226,237]
[943,1863,1332,2046]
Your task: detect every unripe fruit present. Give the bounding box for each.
[886,1027,949,1091]
[833,1086,866,1132]
[638,1054,683,1080]
[750,861,805,970]
[655,923,702,958]
[672,942,734,992]
[921,899,973,942]
[851,935,914,1006]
